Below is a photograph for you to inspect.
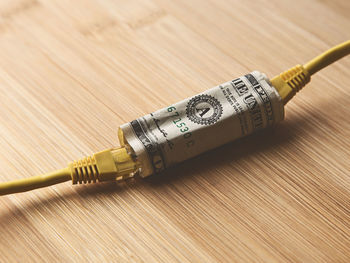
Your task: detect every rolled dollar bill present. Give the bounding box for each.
[120,71,284,177]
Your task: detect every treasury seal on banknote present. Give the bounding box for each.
[186,94,223,125]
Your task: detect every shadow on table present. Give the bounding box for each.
[146,114,303,187]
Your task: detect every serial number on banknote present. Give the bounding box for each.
[167,106,195,148]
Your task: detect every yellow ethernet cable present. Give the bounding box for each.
[0,40,349,196]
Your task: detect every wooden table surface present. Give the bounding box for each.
[0,0,349,262]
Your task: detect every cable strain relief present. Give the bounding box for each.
[69,156,100,184]
[271,64,311,104]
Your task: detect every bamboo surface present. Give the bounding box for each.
[0,0,349,262]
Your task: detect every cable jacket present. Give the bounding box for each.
[0,168,71,195]
[304,40,350,75]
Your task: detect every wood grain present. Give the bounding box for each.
[0,0,349,262]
